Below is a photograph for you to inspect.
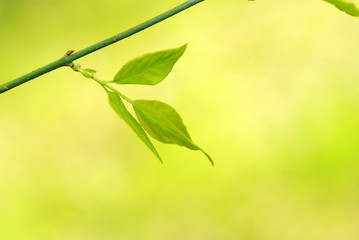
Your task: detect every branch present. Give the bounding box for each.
[0,0,204,94]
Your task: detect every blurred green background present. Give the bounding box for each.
[1,0,359,239]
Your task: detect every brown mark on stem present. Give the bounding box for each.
[64,50,75,58]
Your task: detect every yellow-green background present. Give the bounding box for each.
[1,0,359,239]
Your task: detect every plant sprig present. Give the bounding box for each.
[0,0,204,94]
[69,44,213,166]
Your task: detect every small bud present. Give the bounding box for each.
[64,50,75,57]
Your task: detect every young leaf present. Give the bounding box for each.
[84,69,97,74]
[132,100,213,165]
[81,69,96,78]
[113,44,187,85]
[323,0,359,16]
[108,92,162,162]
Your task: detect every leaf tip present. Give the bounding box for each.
[180,43,188,53]
[200,148,214,166]
[156,154,163,164]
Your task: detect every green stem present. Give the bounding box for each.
[70,62,134,104]
[93,75,134,104]
[0,0,204,94]
[102,83,134,104]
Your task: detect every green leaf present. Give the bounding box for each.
[323,0,359,16]
[108,92,162,163]
[132,100,213,165]
[113,44,187,85]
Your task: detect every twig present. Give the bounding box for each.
[0,0,204,94]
